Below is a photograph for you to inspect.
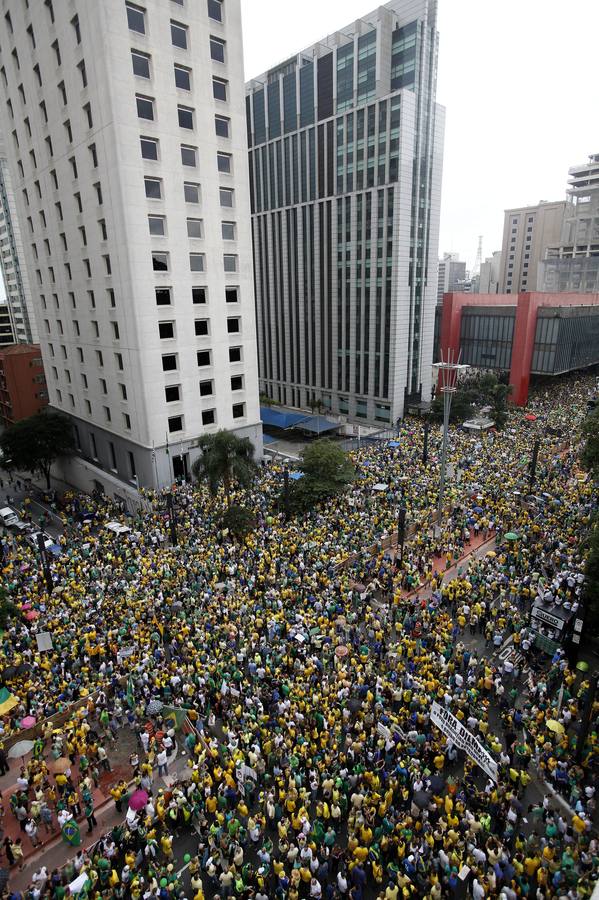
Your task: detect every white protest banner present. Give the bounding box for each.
[36,632,53,652]
[377,723,391,741]
[430,701,498,782]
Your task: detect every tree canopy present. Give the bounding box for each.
[431,372,512,428]
[289,439,355,513]
[192,430,257,507]
[581,407,599,479]
[0,410,75,488]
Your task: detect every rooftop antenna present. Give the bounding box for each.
[472,235,483,276]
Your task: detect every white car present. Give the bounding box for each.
[27,531,54,551]
[105,521,131,536]
[0,507,18,527]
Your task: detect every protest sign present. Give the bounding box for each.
[431,701,498,782]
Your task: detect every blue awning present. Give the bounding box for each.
[295,416,340,434]
[388,440,400,447]
[262,433,278,445]
[289,471,304,481]
[260,407,307,429]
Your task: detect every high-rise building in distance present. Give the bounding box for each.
[541,153,599,293]
[499,200,566,295]
[0,0,261,497]
[246,0,444,425]
[437,253,467,304]
[0,135,37,344]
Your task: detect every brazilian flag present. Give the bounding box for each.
[62,818,81,847]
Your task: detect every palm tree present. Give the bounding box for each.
[192,430,257,508]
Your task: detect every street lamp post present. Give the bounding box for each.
[423,418,430,465]
[397,505,407,566]
[433,352,469,530]
[283,467,290,520]
[529,438,540,491]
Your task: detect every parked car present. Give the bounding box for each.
[105,522,131,536]
[0,507,18,527]
[27,531,54,551]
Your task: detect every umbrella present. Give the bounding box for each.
[525,414,537,421]
[146,699,164,716]
[576,661,589,673]
[546,719,565,735]
[412,789,432,809]
[427,774,445,793]
[335,645,349,658]
[505,532,519,541]
[486,551,497,558]
[20,716,36,729]
[24,610,39,621]
[128,789,149,811]
[16,664,30,676]
[8,739,35,760]
[51,757,71,774]
[350,582,366,593]
[1,666,17,681]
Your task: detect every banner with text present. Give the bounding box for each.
[431,701,498,782]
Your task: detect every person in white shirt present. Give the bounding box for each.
[156,748,168,776]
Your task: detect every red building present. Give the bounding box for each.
[439,292,599,405]
[0,344,47,427]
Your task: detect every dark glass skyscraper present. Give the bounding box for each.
[246,0,444,424]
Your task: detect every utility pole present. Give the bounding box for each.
[283,467,290,520]
[423,418,430,465]
[166,493,178,546]
[37,532,53,596]
[529,438,540,491]
[575,674,599,763]
[434,352,469,529]
[397,506,407,566]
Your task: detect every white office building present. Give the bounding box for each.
[246,0,444,425]
[0,0,261,497]
[0,135,37,343]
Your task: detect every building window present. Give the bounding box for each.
[72,15,81,45]
[197,350,211,367]
[195,319,209,336]
[177,105,194,129]
[231,375,243,391]
[199,379,213,396]
[212,77,228,101]
[168,415,183,433]
[232,402,245,419]
[124,413,132,430]
[229,346,242,363]
[152,252,169,271]
[226,287,239,303]
[162,354,177,371]
[187,218,203,238]
[215,115,230,138]
[111,322,120,340]
[156,287,171,305]
[217,152,232,173]
[126,2,145,34]
[223,254,237,272]
[174,64,191,90]
[165,385,180,402]
[219,188,234,207]
[104,406,112,423]
[119,383,128,399]
[208,0,223,22]
[115,352,124,370]
[159,321,175,339]
[144,177,162,199]
[227,317,240,333]
[132,50,151,78]
[141,136,159,160]
[222,222,236,241]
[190,253,205,272]
[109,442,117,471]
[149,215,166,236]
[210,36,226,62]
[136,95,154,120]
[184,182,200,203]
[171,20,188,49]
[192,287,207,304]
[181,145,197,167]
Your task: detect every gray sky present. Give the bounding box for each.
[242,0,599,269]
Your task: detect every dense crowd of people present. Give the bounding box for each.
[0,374,597,898]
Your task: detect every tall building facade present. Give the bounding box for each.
[499,200,566,294]
[541,154,599,293]
[0,135,37,343]
[437,252,466,303]
[477,251,501,294]
[0,0,260,496]
[246,0,444,425]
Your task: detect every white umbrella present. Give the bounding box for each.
[68,872,91,895]
[8,739,35,761]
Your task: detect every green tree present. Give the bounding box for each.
[221,505,257,539]
[430,373,512,429]
[582,516,599,630]
[0,587,17,629]
[0,410,75,489]
[290,439,354,512]
[581,408,599,479]
[192,429,257,508]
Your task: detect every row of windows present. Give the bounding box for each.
[148,216,236,241]
[126,1,223,37]
[155,286,238,306]
[144,178,234,206]
[159,315,240,339]
[140,137,232,174]
[168,402,246,433]
[151,251,238,273]
[136,94,228,130]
